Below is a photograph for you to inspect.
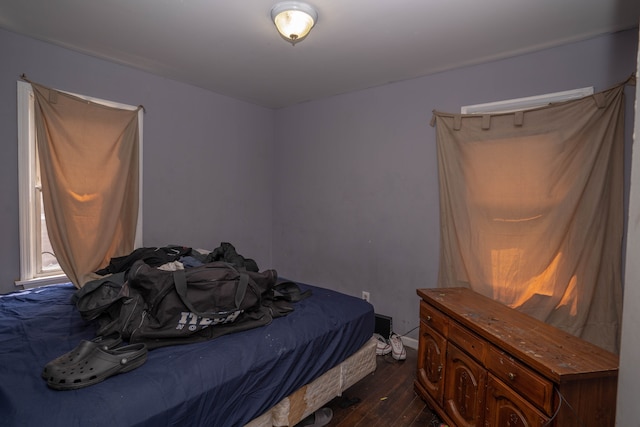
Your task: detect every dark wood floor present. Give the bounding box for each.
[324,347,444,427]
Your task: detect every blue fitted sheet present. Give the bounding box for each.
[0,280,374,427]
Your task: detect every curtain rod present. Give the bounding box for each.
[19,73,146,113]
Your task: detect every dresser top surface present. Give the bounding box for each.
[417,287,618,382]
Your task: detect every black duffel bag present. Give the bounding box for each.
[121,260,283,348]
[73,260,311,349]
[77,259,300,349]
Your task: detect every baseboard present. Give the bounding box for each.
[400,336,418,350]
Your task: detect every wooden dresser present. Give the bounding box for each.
[415,287,618,427]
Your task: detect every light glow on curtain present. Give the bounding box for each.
[31,82,141,288]
[432,83,626,353]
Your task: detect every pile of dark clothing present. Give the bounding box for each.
[73,242,309,349]
[94,242,259,275]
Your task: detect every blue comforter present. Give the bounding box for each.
[0,281,374,427]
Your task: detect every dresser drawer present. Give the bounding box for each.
[486,345,554,415]
[448,320,487,362]
[420,301,448,336]
[486,374,550,426]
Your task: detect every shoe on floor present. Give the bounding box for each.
[295,407,333,427]
[390,333,406,361]
[373,333,392,356]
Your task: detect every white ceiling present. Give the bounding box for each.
[1,0,638,109]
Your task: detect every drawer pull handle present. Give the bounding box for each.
[508,372,517,381]
[437,365,443,374]
[426,315,432,321]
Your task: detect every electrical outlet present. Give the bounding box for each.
[362,291,370,302]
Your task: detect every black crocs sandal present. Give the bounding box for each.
[46,343,148,391]
[42,333,122,379]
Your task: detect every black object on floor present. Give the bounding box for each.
[336,395,361,408]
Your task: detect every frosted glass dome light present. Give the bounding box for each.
[271,2,318,45]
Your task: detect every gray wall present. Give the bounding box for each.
[0,27,637,346]
[0,28,275,294]
[272,29,639,340]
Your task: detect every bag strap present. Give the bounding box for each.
[273,281,312,302]
[172,267,249,319]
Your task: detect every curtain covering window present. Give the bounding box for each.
[31,83,140,289]
[432,82,627,353]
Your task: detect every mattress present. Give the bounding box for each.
[0,279,375,427]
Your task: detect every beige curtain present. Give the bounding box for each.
[32,83,140,288]
[432,82,627,353]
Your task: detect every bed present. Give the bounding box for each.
[0,278,376,427]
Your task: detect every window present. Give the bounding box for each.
[16,81,143,288]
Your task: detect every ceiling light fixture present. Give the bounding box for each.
[271,1,318,45]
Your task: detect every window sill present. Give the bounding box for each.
[15,274,70,290]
